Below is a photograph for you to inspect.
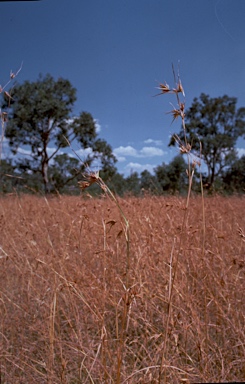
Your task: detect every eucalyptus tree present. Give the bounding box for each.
[169,93,245,189]
[3,74,116,193]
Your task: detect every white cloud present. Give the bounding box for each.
[113,145,166,160]
[237,147,245,158]
[94,119,101,133]
[124,162,155,174]
[47,147,58,156]
[125,162,144,170]
[66,117,75,125]
[116,156,126,162]
[144,139,163,146]
[18,148,32,156]
[76,147,93,158]
[139,147,165,157]
[17,146,59,157]
[114,146,138,158]
[1,136,9,145]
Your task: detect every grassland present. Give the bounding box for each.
[0,194,244,383]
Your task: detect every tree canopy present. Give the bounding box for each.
[169,93,245,189]
[155,155,188,194]
[222,155,245,193]
[3,74,116,193]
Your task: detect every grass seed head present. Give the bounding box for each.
[78,170,100,190]
[173,80,185,97]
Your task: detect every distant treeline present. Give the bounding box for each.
[1,154,244,195]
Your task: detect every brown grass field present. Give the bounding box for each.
[0,194,245,383]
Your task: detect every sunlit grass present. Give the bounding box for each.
[0,194,244,383]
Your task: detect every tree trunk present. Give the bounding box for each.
[41,140,50,194]
[42,160,50,193]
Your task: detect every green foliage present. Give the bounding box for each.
[222,155,245,193]
[125,172,141,196]
[92,138,117,181]
[70,111,97,148]
[169,93,245,189]
[49,154,80,193]
[106,172,127,196]
[3,74,116,193]
[4,74,76,152]
[140,170,161,194]
[0,159,16,193]
[155,155,187,194]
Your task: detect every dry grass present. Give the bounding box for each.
[0,194,244,383]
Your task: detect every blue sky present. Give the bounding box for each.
[1,0,245,175]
